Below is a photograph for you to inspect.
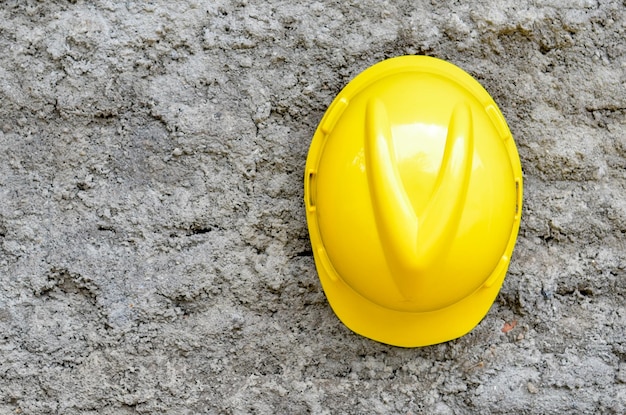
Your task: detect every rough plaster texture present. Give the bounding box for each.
[0,0,625,414]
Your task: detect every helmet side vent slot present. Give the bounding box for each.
[307,171,317,211]
[515,178,521,219]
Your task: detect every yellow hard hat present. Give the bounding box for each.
[304,56,523,347]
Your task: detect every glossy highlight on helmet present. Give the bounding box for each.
[304,56,523,347]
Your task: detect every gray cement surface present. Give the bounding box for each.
[1,0,625,414]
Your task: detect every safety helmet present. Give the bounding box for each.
[304,56,523,347]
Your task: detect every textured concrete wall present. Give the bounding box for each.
[0,0,624,414]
